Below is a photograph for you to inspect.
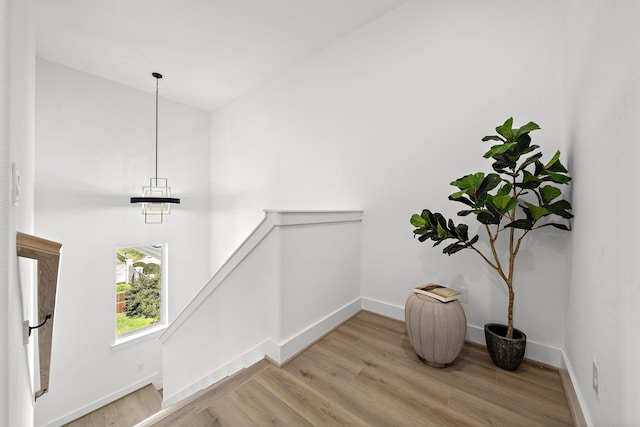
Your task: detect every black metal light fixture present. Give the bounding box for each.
[130,72,180,223]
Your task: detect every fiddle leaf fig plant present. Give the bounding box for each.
[410,118,573,339]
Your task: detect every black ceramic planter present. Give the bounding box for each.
[484,323,527,371]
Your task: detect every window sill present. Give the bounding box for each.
[111,323,166,352]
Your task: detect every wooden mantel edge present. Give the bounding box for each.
[16,232,62,258]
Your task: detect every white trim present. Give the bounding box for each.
[274,298,362,363]
[561,349,594,427]
[161,298,362,408]
[362,297,564,368]
[265,209,364,226]
[111,324,165,352]
[40,373,161,427]
[361,296,404,320]
[465,324,562,367]
[161,341,268,408]
[161,214,276,342]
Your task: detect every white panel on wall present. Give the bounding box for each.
[279,221,360,340]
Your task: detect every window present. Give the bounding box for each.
[115,244,165,337]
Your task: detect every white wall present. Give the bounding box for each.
[33,60,211,426]
[0,0,9,415]
[563,0,640,425]
[3,0,37,425]
[211,0,568,362]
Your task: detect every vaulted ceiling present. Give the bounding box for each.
[36,0,407,112]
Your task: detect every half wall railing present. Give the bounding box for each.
[160,210,363,407]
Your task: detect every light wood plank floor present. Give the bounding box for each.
[65,384,162,426]
[143,311,573,426]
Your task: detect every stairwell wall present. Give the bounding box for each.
[33,60,211,426]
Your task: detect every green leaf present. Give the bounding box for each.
[449,195,476,207]
[520,204,533,221]
[549,200,572,211]
[491,194,507,210]
[410,214,426,227]
[455,223,469,241]
[483,142,517,159]
[436,222,448,239]
[544,150,561,169]
[516,142,540,158]
[492,162,509,174]
[451,173,484,193]
[548,159,569,173]
[534,160,545,176]
[479,173,502,193]
[444,243,467,255]
[544,150,569,173]
[517,152,543,173]
[540,185,562,203]
[477,211,500,225]
[504,218,534,230]
[513,121,540,141]
[471,172,485,190]
[492,194,518,213]
[496,182,512,197]
[482,135,505,142]
[516,170,543,189]
[496,117,514,140]
[525,202,549,220]
[548,200,574,219]
[418,234,431,242]
[545,170,572,184]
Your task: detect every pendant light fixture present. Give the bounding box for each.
[130,72,180,223]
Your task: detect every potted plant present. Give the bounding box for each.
[410,118,573,370]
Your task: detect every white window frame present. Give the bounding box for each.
[112,243,168,351]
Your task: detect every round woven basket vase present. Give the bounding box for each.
[404,293,467,367]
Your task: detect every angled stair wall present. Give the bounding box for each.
[160,210,363,407]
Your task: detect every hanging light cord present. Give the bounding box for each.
[130,71,180,214]
[154,73,161,181]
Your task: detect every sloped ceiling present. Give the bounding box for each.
[36,0,407,111]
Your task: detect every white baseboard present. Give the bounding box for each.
[162,298,362,408]
[466,324,562,367]
[274,298,362,363]
[162,342,267,408]
[41,372,161,427]
[362,297,563,368]
[561,349,594,427]
[361,297,404,320]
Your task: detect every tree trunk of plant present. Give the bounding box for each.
[506,285,514,339]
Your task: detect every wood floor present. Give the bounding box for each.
[70,311,574,426]
[65,384,162,426]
